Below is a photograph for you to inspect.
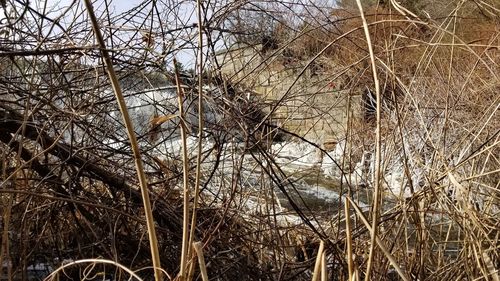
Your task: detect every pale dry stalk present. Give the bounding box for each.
[173,58,192,281]
[311,240,325,281]
[354,1,383,280]
[83,1,162,281]
[193,242,209,281]
[187,0,205,279]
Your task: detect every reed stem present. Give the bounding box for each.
[83,1,162,280]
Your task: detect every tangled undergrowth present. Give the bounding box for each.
[1,0,499,280]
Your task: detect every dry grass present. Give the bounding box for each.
[318,4,500,281]
[235,1,500,280]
